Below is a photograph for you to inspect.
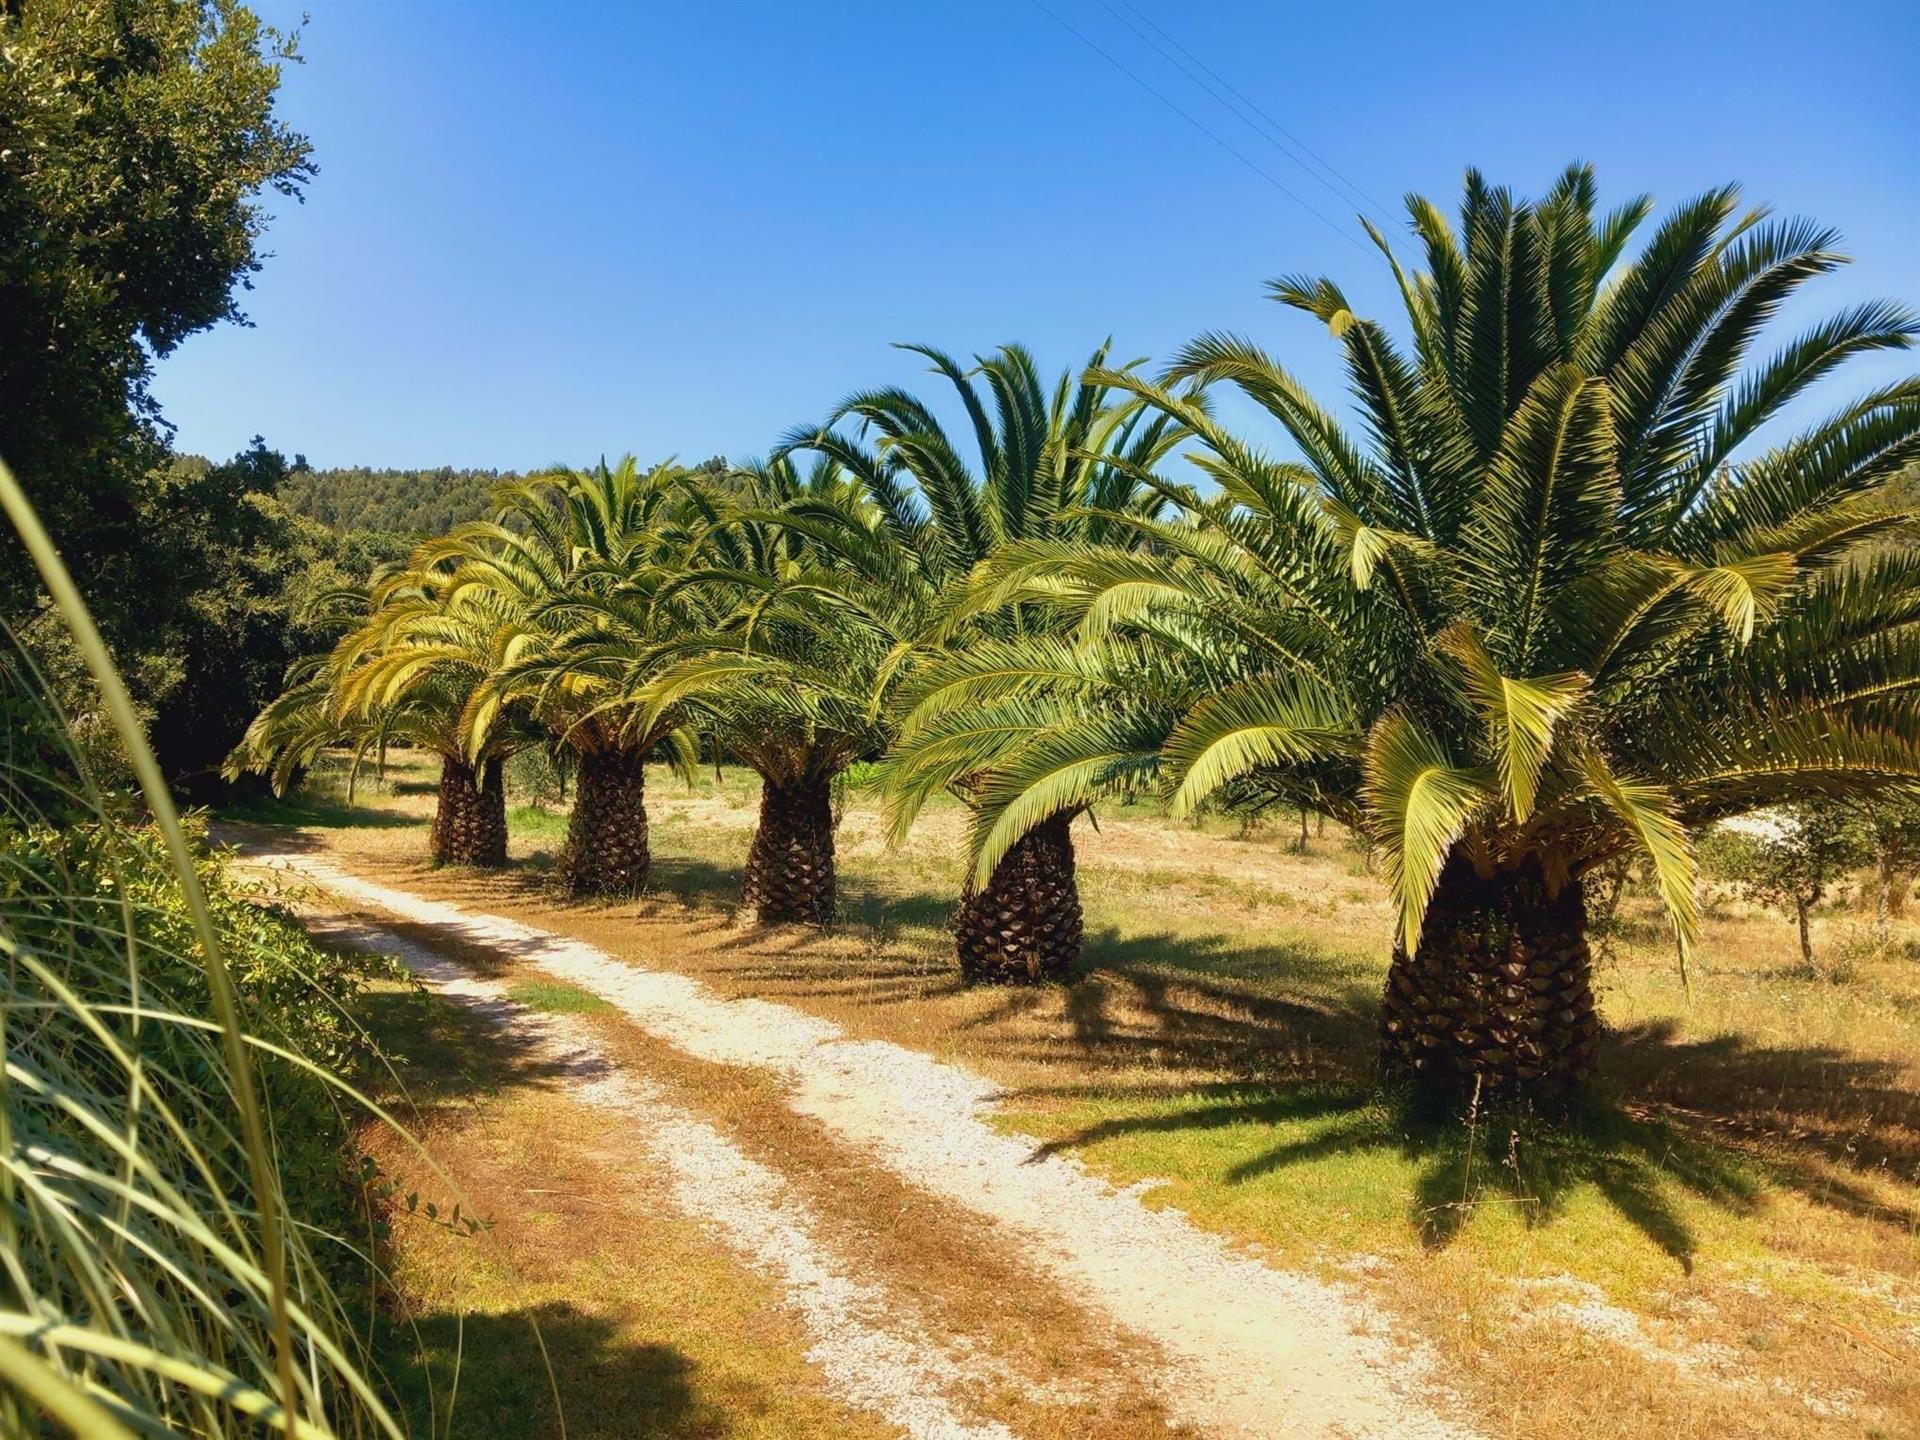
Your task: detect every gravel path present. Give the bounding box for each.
[273,852,1477,1440]
[318,915,1016,1440]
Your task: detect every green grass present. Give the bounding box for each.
[218,779,419,829]
[506,977,614,1014]
[994,1083,1771,1296]
[506,805,568,841]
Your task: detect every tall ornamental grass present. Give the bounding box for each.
[0,454,409,1437]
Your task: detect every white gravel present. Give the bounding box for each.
[274,852,1477,1440]
[322,915,1015,1440]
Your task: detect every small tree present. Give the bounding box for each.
[1863,794,1920,924]
[1735,807,1872,969]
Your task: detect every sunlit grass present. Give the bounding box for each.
[506,977,614,1014]
[506,805,569,842]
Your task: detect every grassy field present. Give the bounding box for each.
[231,752,1920,1440]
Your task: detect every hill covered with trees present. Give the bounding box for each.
[279,464,517,536]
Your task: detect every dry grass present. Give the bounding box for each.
[352,978,900,1440]
[231,754,1920,1440]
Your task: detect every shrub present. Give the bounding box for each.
[1695,824,1763,884]
[506,743,572,810]
[5,815,400,1228]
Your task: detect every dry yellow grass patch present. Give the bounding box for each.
[353,978,898,1440]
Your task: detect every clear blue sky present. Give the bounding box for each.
[154,0,1920,472]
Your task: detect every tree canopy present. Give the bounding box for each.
[0,0,314,629]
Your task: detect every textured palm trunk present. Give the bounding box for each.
[741,777,836,923]
[1379,856,1597,1114]
[955,813,1084,984]
[558,749,650,898]
[430,756,507,868]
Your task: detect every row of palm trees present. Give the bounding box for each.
[232,166,1920,1112]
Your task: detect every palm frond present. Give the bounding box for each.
[1362,711,1494,953]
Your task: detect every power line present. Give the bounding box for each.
[1107,0,1400,232]
[1113,0,1397,228]
[1028,0,1370,253]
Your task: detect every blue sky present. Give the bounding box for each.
[154,0,1920,472]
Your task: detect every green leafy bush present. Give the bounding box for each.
[505,743,573,811]
[1694,824,1763,884]
[5,815,400,1217]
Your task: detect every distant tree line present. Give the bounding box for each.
[278,464,518,537]
[275,459,732,539]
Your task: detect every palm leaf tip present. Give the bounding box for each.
[1582,753,1699,963]
[1363,711,1492,955]
[1440,624,1587,823]
[1164,679,1355,819]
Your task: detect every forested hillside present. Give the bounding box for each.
[280,464,516,535]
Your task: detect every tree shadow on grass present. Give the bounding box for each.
[1609,1019,1920,1228]
[970,909,1920,1268]
[1017,1079,1761,1271]
[642,853,752,912]
[382,1300,715,1440]
[994,925,1384,1089]
[339,942,596,1116]
[1012,1036,1918,1273]
[212,790,420,831]
[1086,922,1381,992]
[441,851,754,918]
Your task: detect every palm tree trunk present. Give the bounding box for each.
[955,813,1084,984]
[1379,855,1597,1114]
[430,756,507,868]
[742,777,836,923]
[558,748,649,898]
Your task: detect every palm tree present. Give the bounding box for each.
[228,559,529,866]
[782,342,1188,980]
[430,457,702,897]
[950,167,1920,1105]
[627,455,894,923]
